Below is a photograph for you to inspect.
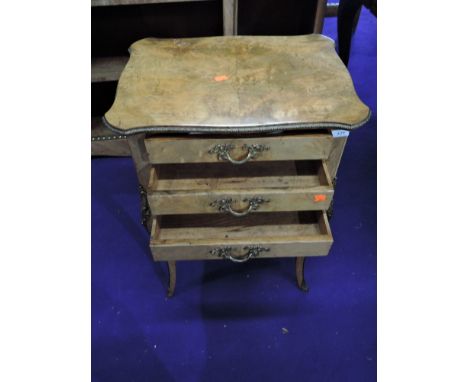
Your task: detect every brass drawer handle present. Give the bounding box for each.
[210,246,270,263]
[210,197,269,216]
[208,143,269,164]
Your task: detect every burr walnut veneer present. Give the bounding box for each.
[104,34,369,296]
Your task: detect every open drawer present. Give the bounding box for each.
[150,211,333,261]
[147,160,334,215]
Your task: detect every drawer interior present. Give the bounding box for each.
[148,160,332,192]
[150,211,332,245]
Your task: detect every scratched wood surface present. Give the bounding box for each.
[104,34,370,134]
[150,211,333,261]
[147,160,334,214]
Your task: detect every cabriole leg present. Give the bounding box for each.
[167,261,176,297]
[295,257,309,292]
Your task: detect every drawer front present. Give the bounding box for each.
[145,133,333,164]
[149,187,333,215]
[148,160,333,215]
[150,211,333,261]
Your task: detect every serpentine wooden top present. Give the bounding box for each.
[104,34,370,134]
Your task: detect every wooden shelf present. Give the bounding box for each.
[92,0,212,7]
[92,56,129,83]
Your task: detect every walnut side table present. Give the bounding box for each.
[104,34,370,297]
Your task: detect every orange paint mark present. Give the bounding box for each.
[314,194,327,202]
[214,75,229,82]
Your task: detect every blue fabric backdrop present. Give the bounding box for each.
[92,8,376,381]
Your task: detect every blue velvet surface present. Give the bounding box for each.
[92,10,376,382]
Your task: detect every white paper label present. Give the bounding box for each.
[331,130,350,138]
